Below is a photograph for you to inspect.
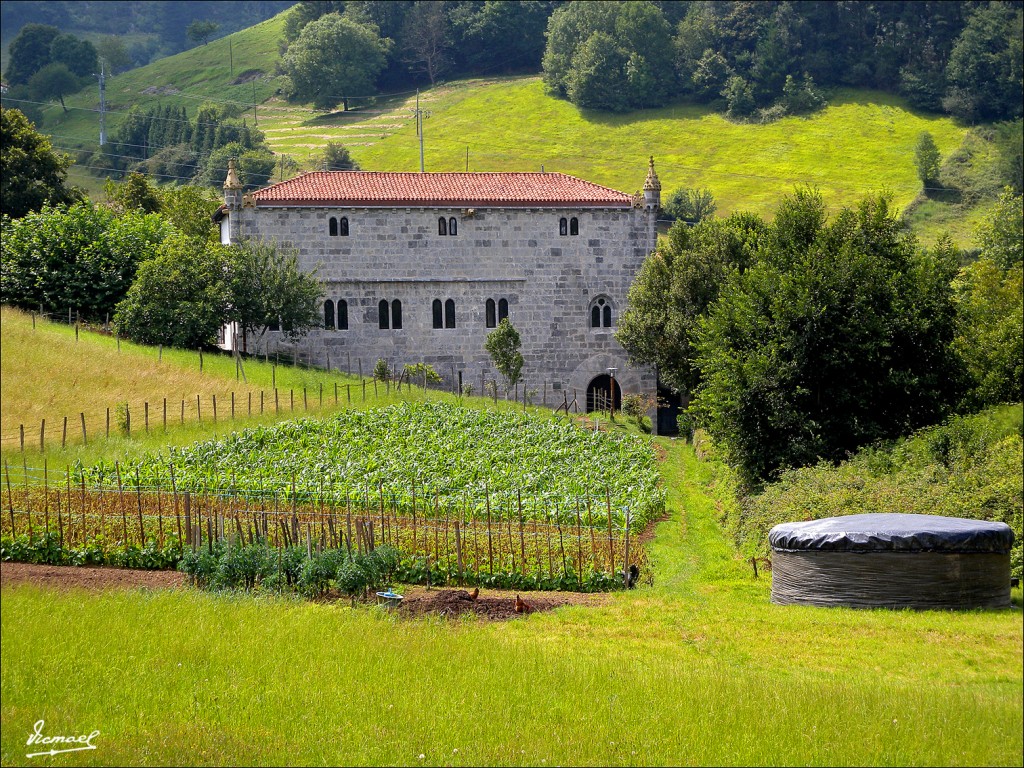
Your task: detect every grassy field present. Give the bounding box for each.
[0,306,561,470]
[1,440,1021,766]
[1,304,1022,766]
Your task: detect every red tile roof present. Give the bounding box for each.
[247,171,633,208]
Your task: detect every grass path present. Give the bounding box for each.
[1,439,1021,766]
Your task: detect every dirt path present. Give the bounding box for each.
[1,562,186,591]
[1,563,609,620]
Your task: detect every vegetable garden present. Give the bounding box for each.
[2,403,663,590]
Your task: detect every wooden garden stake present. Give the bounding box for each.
[62,415,68,448]
[40,418,45,451]
[212,394,217,423]
[231,392,235,420]
[181,400,185,424]
[163,398,167,431]
[5,460,15,538]
[144,402,149,433]
[43,460,50,534]
[197,395,202,423]
[485,484,493,575]
[81,412,87,444]
[303,387,307,410]
[623,508,632,587]
[518,491,526,576]
[606,488,614,577]
[135,468,145,545]
[455,520,464,585]
[19,424,24,452]
[115,462,127,544]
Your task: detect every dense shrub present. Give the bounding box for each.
[727,406,1023,579]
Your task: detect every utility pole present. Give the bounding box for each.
[97,60,106,146]
[414,89,430,173]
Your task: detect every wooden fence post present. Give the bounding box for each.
[40,418,45,452]
[144,402,149,433]
[62,416,68,448]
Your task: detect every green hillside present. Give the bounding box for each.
[13,8,996,247]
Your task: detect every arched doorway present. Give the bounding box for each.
[586,375,621,413]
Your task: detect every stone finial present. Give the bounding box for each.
[224,157,243,190]
[643,156,661,192]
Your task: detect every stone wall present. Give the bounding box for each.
[228,203,657,412]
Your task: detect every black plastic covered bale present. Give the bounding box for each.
[769,514,1013,610]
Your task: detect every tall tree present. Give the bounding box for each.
[113,234,232,349]
[617,212,765,394]
[49,33,99,78]
[282,12,391,110]
[226,239,323,346]
[485,318,524,392]
[944,2,1024,122]
[186,20,220,46]
[0,107,78,218]
[28,63,81,113]
[5,23,60,85]
[691,192,964,486]
[400,1,452,85]
[915,131,942,187]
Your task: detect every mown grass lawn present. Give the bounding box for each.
[1,438,1021,766]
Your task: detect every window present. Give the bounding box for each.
[559,217,568,236]
[432,299,443,329]
[324,299,335,329]
[570,216,579,235]
[378,299,390,330]
[337,299,349,330]
[339,216,349,236]
[445,298,456,328]
[485,298,496,328]
[448,217,457,236]
[498,298,508,322]
[590,296,613,328]
[329,217,338,237]
[438,217,448,236]
[391,299,403,329]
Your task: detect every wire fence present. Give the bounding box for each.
[1,481,644,585]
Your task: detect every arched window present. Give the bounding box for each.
[498,298,508,322]
[391,299,403,329]
[432,299,443,329]
[590,296,613,328]
[445,298,456,328]
[337,299,349,330]
[324,299,335,329]
[438,217,448,236]
[329,217,338,237]
[570,217,579,235]
[485,298,496,328]
[448,217,457,236]
[378,299,390,329]
[559,217,568,236]
[339,216,349,236]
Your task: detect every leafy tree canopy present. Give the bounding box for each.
[5,23,60,85]
[49,32,98,78]
[0,201,174,321]
[0,107,79,219]
[113,233,232,348]
[282,13,391,110]
[28,62,81,112]
[690,191,964,486]
[485,318,524,391]
[226,239,323,345]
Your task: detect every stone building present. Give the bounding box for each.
[215,159,661,424]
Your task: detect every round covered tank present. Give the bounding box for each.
[769,513,1014,609]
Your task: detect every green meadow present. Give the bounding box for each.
[1,307,1022,767]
